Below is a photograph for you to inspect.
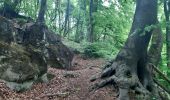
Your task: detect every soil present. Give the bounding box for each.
[0,55,117,100]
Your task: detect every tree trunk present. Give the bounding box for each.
[75,12,81,43]
[37,0,47,23]
[87,0,98,42]
[75,0,84,43]
[87,0,94,42]
[148,22,163,66]
[164,0,170,68]
[96,0,158,99]
[57,0,62,34]
[79,20,84,41]
[63,0,70,37]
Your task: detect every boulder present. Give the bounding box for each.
[0,42,47,92]
[22,23,74,69]
[0,16,15,43]
[0,18,48,92]
[46,31,74,69]
[0,16,74,92]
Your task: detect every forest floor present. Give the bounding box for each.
[0,54,117,100]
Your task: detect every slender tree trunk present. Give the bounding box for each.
[63,0,70,37]
[57,0,62,34]
[78,0,85,41]
[88,0,94,42]
[67,14,70,38]
[83,0,88,39]
[96,0,158,100]
[164,0,170,68]
[80,20,84,40]
[87,0,98,42]
[148,22,163,66]
[75,13,81,43]
[103,28,107,41]
[75,0,83,43]
[37,0,47,23]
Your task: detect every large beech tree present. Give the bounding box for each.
[93,0,159,99]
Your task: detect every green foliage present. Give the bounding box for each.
[62,39,85,53]
[84,43,103,58]
[92,1,134,43]
[1,0,170,95]
[83,42,118,59]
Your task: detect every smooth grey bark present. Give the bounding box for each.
[97,0,158,100]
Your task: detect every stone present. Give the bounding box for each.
[0,16,15,43]
[0,16,74,92]
[0,42,47,92]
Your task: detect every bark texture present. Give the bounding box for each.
[87,0,98,42]
[164,0,170,68]
[95,0,159,100]
[148,23,163,66]
[37,0,47,23]
[63,0,70,37]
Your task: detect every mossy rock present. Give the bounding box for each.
[0,16,15,43]
[0,17,74,92]
[47,43,73,69]
[0,42,47,92]
[46,32,74,69]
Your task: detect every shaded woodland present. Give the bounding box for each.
[0,0,170,100]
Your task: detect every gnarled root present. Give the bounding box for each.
[90,61,157,100]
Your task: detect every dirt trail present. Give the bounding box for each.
[0,55,117,100]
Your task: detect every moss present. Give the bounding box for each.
[47,73,55,80]
[0,41,40,83]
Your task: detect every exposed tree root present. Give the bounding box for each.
[90,75,117,91]
[90,62,170,100]
[154,78,170,95]
[150,63,170,84]
[89,0,161,99]
[90,60,164,100]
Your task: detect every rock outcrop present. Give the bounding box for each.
[46,31,74,69]
[0,16,73,92]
